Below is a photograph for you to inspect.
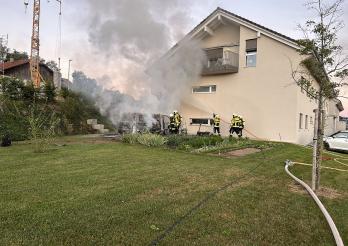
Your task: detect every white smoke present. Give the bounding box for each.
[72,0,206,126]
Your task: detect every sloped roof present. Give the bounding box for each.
[165,7,299,58]
[217,7,297,44]
[0,59,53,73]
[0,59,29,70]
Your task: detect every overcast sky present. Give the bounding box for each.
[1,0,348,114]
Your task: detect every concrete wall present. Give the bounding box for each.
[179,22,342,144]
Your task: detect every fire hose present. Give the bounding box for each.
[284,160,344,246]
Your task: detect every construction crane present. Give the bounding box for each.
[24,0,62,88]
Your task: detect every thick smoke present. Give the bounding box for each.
[73,0,206,126]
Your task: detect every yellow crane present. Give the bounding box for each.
[24,0,62,88]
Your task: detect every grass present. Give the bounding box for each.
[0,136,347,245]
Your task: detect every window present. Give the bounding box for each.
[310,116,313,125]
[246,39,257,67]
[332,132,348,138]
[246,52,257,67]
[192,85,216,94]
[190,118,211,126]
[305,115,308,129]
[299,113,303,129]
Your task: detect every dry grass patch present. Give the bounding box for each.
[212,148,261,158]
[289,182,346,199]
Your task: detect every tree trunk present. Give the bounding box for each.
[312,109,318,191]
[313,92,324,191]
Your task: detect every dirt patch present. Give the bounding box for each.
[322,155,333,161]
[216,148,261,158]
[136,188,163,201]
[289,183,345,199]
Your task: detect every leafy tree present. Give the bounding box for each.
[45,60,59,71]
[44,82,56,103]
[0,77,24,100]
[6,49,29,62]
[294,0,348,191]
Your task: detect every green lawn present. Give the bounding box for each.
[0,136,347,245]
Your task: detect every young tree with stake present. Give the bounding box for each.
[293,0,348,192]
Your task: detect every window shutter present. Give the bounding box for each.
[246,39,257,52]
[205,48,223,59]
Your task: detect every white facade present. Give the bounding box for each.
[173,8,343,145]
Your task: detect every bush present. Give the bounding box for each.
[137,134,167,147]
[122,133,167,147]
[27,105,60,153]
[166,135,192,148]
[0,98,29,141]
[166,135,223,149]
[122,133,140,144]
[0,78,114,141]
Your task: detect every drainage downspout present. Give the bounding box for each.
[284,160,344,246]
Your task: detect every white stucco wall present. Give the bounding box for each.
[179,22,341,145]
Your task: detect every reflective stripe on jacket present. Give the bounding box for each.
[214,116,220,127]
[231,116,244,128]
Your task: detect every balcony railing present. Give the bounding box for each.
[202,48,239,76]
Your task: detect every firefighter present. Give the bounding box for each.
[213,113,221,135]
[169,113,178,134]
[230,114,245,138]
[173,110,182,132]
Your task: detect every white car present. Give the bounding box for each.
[324,131,348,151]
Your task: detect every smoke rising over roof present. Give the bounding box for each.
[72,0,206,126]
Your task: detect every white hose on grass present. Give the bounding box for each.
[284,160,344,246]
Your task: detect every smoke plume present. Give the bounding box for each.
[73,0,206,126]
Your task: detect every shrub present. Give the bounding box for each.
[27,105,60,153]
[122,133,167,147]
[0,98,29,141]
[137,134,167,147]
[166,135,192,148]
[166,135,223,149]
[122,133,140,144]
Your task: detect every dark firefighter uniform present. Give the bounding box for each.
[230,115,245,138]
[213,114,221,135]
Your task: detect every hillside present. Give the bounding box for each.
[0,76,113,141]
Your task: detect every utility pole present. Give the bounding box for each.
[68,59,72,81]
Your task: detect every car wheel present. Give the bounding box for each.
[324,142,331,150]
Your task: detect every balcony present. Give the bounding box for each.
[202,47,239,76]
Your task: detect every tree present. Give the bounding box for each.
[45,60,59,71]
[294,0,348,191]
[5,49,29,62]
